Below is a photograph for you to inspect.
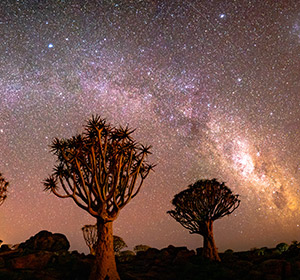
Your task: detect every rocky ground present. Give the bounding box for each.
[1,231,300,280]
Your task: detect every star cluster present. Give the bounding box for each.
[1,0,300,253]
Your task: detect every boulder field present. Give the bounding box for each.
[1,231,300,279]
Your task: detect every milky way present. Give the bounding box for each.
[1,0,300,253]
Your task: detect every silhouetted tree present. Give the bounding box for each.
[276,242,289,254]
[82,224,97,255]
[44,115,154,280]
[168,179,240,261]
[113,235,127,255]
[0,173,8,206]
[82,224,127,256]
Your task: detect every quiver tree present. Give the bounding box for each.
[168,179,240,261]
[82,224,97,255]
[82,224,127,256]
[0,173,9,206]
[44,115,154,280]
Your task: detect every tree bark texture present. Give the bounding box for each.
[202,220,221,261]
[89,220,120,280]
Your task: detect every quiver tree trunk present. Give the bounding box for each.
[90,246,96,256]
[202,220,220,261]
[89,219,120,280]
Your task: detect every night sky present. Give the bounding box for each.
[1,0,300,254]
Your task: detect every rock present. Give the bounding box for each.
[0,249,21,259]
[294,260,300,271]
[164,245,188,256]
[133,245,151,254]
[232,260,253,271]
[283,246,300,258]
[19,230,70,252]
[0,231,93,280]
[221,251,238,263]
[9,251,53,270]
[260,259,291,278]
[53,251,93,278]
[156,249,173,265]
[248,270,263,280]
[159,249,171,259]
[224,249,234,254]
[142,264,177,280]
[117,250,136,262]
[196,247,203,256]
[0,244,11,252]
[264,275,281,280]
[173,249,195,265]
[138,248,160,260]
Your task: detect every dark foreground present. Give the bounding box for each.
[1,231,300,280]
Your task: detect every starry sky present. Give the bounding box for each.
[1,0,300,253]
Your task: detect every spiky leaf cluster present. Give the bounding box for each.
[0,173,9,206]
[168,179,240,234]
[44,115,154,221]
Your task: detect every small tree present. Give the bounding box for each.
[44,116,154,280]
[82,224,127,256]
[168,179,240,261]
[82,224,97,255]
[276,242,289,254]
[0,173,9,206]
[113,235,127,255]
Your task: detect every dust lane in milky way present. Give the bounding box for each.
[0,0,300,253]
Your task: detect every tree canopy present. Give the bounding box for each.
[82,224,98,255]
[168,179,240,235]
[168,179,240,261]
[113,235,127,254]
[44,115,154,222]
